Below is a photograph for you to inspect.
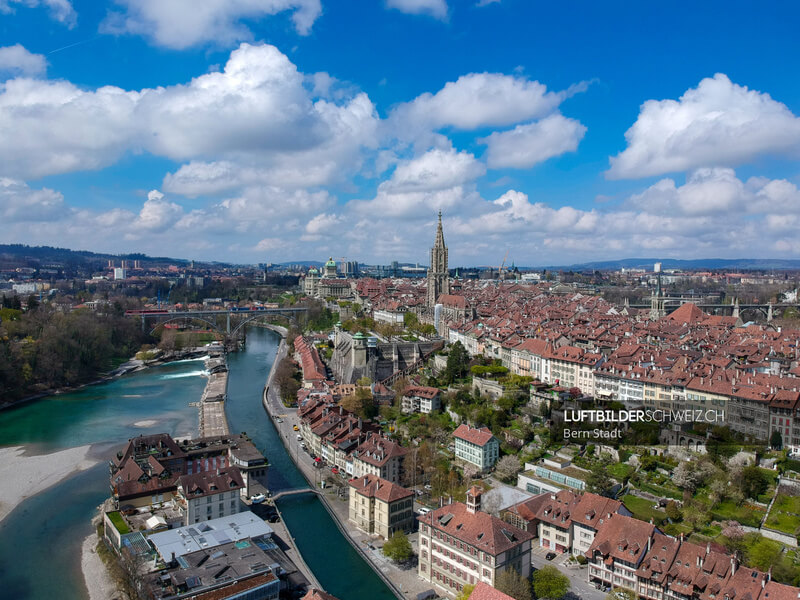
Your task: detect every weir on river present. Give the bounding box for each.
[0,327,395,600]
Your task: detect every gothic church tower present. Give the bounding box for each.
[426,211,450,309]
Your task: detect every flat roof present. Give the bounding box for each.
[148,511,273,561]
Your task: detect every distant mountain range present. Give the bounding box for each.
[3,245,800,272]
[534,258,800,271]
[0,244,189,268]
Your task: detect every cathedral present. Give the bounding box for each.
[426,211,450,309]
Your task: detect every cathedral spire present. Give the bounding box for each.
[427,210,450,309]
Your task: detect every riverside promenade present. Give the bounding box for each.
[261,335,432,600]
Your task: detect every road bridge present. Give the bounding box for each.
[125,307,307,336]
[270,487,320,501]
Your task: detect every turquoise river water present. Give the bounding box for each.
[0,327,395,600]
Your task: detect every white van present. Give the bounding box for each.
[417,507,431,516]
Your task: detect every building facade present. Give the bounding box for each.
[417,487,534,597]
[348,474,415,539]
[453,424,500,471]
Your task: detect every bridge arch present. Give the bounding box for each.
[229,311,299,338]
[148,316,224,336]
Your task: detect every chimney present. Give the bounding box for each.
[731,556,737,576]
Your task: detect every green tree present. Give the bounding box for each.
[456,584,475,600]
[771,430,783,450]
[496,567,532,600]
[586,461,615,496]
[532,565,570,600]
[382,530,413,563]
[746,536,783,572]
[740,465,769,500]
[444,341,470,384]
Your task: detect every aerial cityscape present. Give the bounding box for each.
[2,2,800,600]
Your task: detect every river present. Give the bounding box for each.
[0,327,394,600]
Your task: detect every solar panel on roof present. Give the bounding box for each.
[210,550,225,559]
[439,513,454,526]
[185,576,201,589]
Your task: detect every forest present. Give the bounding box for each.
[0,298,149,404]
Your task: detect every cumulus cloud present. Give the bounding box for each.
[609,73,800,179]
[384,148,485,193]
[0,178,65,222]
[391,73,562,137]
[0,0,76,27]
[133,190,184,232]
[479,113,586,168]
[386,0,448,20]
[0,43,378,185]
[101,0,322,48]
[0,44,47,79]
[348,147,485,218]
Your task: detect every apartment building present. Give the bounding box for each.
[417,487,534,597]
[348,474,414,539]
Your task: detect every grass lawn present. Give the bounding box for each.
[608,463,635,480]
[623,494,667,525]
[710,500,765,528]
[633,480,683,500]
[764,494,800,535]
[107,511,130,535]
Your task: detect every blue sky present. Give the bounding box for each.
[1,0,800,267]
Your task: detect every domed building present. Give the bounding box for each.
[323,257,338,278]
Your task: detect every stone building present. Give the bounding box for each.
[426,211,450,309]
[348,474,415,539]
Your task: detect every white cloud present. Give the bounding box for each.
[0,0,76,27]
[133,190,184,232]
[386,0,448,20]
[608,73,800,179]
[389,73,566,147]
[348,147,485,218]
[479,113,586,169]
[101,0,322,49]
[0,45,47,79]
[476,0,500,6]
[385,148,485,193]
[0,43,378,185]
[0,178,65,222]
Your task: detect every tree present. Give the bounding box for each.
[444,341,470,384]
[382,530,414,563]
[496,567,532,600]
[747,536,783,572]
[495,455,522,482]
[532,565,570,600]
[771,430,783,450]
[665,501,682,521]
[740,465,769,500]
[586,461,615,496]
[456,584,476,600]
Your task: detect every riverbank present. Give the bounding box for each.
[0,444,97,525]
[81,528,117,600]
[1,347,210,413]
[260,338,421,600]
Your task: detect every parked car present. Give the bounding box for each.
[417,507,431,516]
[250,493,266,504]
[293,425,299,431]
[296,434,303,441]
[331,467,339,474]
[545,552,557,561]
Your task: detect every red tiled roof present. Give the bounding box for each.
[348,473,413,503]
[468,582,516,600]
[453,424,495,447]
[419,501,534,556]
